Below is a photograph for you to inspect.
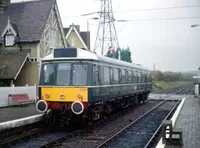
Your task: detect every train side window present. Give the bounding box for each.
[138,72,141,83]
[128,70,132,83]
[141,72,143,82]
[134,71,137,83]
[135,71,138,83]
[119,69,122,84]
[121,69,126,84]
[104,66,110,85]
[132,71,135,83]
[113,68,119,84]
[125,70,128,83]
[99,65,104,85]
[93,64,99,85]
[150,73,152,82]
[110,67,114,84]
[141,72,143,83]
[131,70,134,83]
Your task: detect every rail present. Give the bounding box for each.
[0,123,47,147]
[96,99,174,148]
[144,99,181,148]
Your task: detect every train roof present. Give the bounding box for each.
[42,48,150,71]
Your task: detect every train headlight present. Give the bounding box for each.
[45,93,50,98]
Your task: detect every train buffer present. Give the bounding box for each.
[162,120,183,145]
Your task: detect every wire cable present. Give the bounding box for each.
[62,4,200,19]
[115,16,200,22]
[113,4,200,13]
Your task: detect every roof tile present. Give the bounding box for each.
[0,0,54,42]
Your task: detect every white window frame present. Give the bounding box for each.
[5,35,15,46]
[49,26,56,49]
[71,38,75,47]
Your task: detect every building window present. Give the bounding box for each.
[71,38,75,47]
[49,27,56,49]
[5,35,14,46]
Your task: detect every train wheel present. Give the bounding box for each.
[134,95,139,105]
[142,94,146,103]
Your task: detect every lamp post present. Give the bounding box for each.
[191,24,200,28]
[87,17,99,50]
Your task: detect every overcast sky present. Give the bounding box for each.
[11,0,200,72]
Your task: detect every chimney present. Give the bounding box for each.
[0,0,10,13]
[70,23,80,33]
[75,25,80,33]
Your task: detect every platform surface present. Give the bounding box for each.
[0,103,41,123]
[164,96,200,148]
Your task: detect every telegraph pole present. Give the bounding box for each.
[94,0,119,56]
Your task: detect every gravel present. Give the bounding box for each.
[102,101,177,148]
[59,100,161,148]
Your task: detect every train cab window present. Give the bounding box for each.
[41,63,55,85]
[56,63,71,85]
[113,68,119,84]
[121,69,126,84]
[72,63,88,85]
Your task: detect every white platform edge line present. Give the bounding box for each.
[0,114,43,126]
[155,97,186,148]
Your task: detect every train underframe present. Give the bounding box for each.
[37,91,150,127]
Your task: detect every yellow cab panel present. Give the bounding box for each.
[41,87,88,102]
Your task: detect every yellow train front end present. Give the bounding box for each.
[37,86,89,115]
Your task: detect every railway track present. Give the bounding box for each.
[15,100,159,148]
[3,86,192,148]
[0,122,47,147]
[151,85,193,100]
[96,99,180,148]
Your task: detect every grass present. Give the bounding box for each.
[152,80,193,92]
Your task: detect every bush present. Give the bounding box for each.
[153,70,194,82]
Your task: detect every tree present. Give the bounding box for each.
[119,47,132,63]
[106,46,117,59]
[105,46,132,63]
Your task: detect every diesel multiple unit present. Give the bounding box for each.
[36,48,152,126]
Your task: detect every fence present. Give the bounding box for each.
[0,84,37,107]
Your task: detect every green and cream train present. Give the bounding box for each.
[36,48,152,126]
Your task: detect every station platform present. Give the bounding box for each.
[0,103,43,132]
[156,95,200,148]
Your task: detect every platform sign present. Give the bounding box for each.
[193,76,200,84]
[195,84,199,96]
